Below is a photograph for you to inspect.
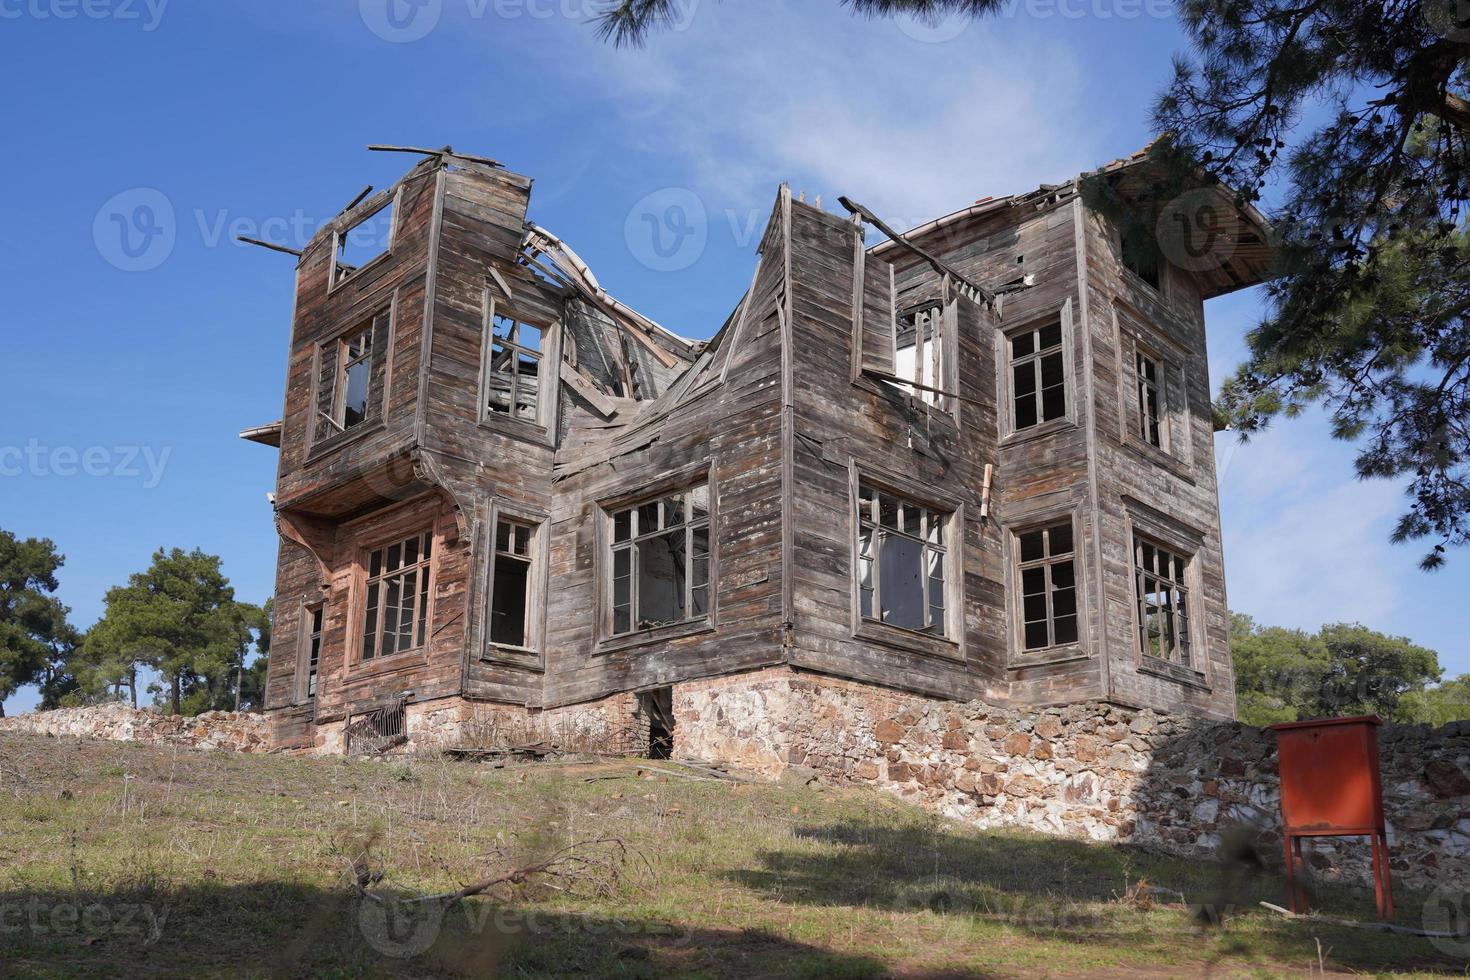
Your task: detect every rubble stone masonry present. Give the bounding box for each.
[0,703,270,754]
[673,667,1470,892]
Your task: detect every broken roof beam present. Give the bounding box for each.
[367,144,502,169]
[838,196,997,309]
[237,236,303,258]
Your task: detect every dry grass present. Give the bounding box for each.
[0,731,1461,979]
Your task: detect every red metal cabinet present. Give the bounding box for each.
[1270,716,1392,919]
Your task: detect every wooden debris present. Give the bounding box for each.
[1259,901,1470,938]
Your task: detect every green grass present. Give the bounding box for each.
[0,732,1462,978]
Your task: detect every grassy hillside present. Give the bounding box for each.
[0,732,1459,978]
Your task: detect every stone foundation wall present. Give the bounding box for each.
[0,703,270,753]
[672,667,1470,892]
[296,691,651,757]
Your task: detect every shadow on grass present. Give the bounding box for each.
[0,881,899,980]
[720,818,1468,975]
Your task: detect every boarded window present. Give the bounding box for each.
[361,530,433,661]
[333,200,394,286]
[1008,319,1066,430]
[490,518,535,648]
[1135,349,1165,448]
[483,310,544,424]
[1133,535,1192,667]
[302,603,323,700]
[609,486,711,635]
[857,483,949,637]
[1016,521,1078,651]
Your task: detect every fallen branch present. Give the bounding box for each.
[1259,901,1469,938]
[363,837,631,911]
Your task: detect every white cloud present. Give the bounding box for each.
[570,5,1117,225]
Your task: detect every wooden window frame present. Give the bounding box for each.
[998,300,1075,443]
[847,461,964,662]
[481,500,549,670]
[294,601,324,704]
[1132,533,1194,668]
[311,304,393,452]
[1119,224,1165,295]
[595,466,718,652]
[891,299,959,417]
[329,191,398,293]
[1121,498,1210,688]
[1135,347,1166,450]
[357,528,435,666]
[477,293,562,440]
[1114,310,1194,473]
[607,486,712,638]
[1013,519,1080,655]
[855,480,951,638]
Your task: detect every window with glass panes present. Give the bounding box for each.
[1016,522,1078,651]
[609,486,710,635]
[1133,536,1192,666]
[1136,350,1164,448]
[360,531,433,661]
[484,310,543,424]
[489,518,535,648]
[337,327,373,430]
[856,484,949,636]
[1008,320,1066,430]
[302,604,323,699]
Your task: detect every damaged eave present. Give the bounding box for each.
[239,420,283,448]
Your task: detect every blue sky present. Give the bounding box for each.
[1,0,1464,713]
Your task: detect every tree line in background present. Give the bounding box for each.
[0,528,269,718]
[1231,612,1468,726]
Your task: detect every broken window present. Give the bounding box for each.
[1017,521,1078,651]
[894,303,952,412]
[1135,349,1165,449]
[360,530,433,661]
[609,486,711,635]
[489,517,536,648]
[483,310,544,425]
[857,483,949,637]
[1133,535,1192,667]
[1008,319,1066,431]
[333,200,394,286]
[316,310,389,441]
[302,603,323,699]
[1121,226,1161,291]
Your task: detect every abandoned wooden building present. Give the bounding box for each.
[241,146,1272,755]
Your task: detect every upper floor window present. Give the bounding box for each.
[316,310,389,443]
[1016,521,1078,651]
[1133,535,1192,667]
[1135,349,1165,449]
[361,530,432,661]
[332,199,394,288]
[1008,319,1066,431]
[1120,226,1161,291]
[857,483,950,637]
[609,486,711,636]
[483,310,544,425]
[489,517,536,649]
[893,303,953,413]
